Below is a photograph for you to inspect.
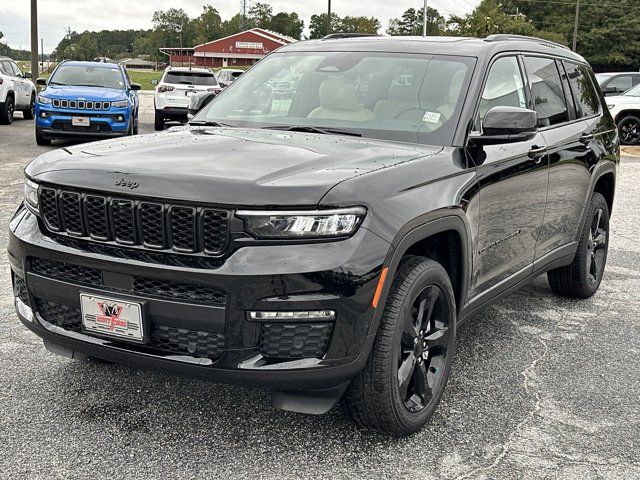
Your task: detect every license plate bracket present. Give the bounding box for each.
[80,293,146,343]
[72,117,91,127]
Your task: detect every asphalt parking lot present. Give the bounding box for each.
[0,101,639,479]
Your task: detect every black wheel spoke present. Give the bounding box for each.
[412,361,433,405]
[425,327,449,352]
[423,286,439,331]
[398,354,416,400]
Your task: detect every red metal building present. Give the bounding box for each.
[160,28,296,68]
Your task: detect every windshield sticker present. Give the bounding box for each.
[422,111,441,124]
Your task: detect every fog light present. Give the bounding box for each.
[249,310,335,321]
[117,115,124,122]
[40,111,48,118]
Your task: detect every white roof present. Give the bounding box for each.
[165,66,212,73]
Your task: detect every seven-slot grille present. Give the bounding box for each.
[38,186,230,256]
[51,99,111,110]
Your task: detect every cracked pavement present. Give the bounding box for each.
[0,107,638,479]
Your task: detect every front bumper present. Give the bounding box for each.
[35,106,131,138]
[9,206,390,391]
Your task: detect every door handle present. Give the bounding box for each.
[528,145,547,162]
[579,133,594,144]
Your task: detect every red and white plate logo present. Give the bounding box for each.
[80,294,144,341]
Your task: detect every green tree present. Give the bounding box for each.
[193,5,224,45]
[387,7,446,36]
[248,3,273,29]
[222,13,245,36]
[270,12,304,39]
[448,0,537,38]
[309,13,342,39]
[339,16,381,35]
[74,32,99,60]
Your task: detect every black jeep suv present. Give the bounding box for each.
[9,34,618,436]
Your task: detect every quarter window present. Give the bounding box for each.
[523,56,569,127]
[479,56,526,124]
[564,62,600,118]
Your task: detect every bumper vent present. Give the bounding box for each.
[35,298,225,359]
[13,275,30,306]
[30,257,226,306]
[38,186,229,256]
[260,323,332,359]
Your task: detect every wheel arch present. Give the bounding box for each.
[615,109,640,123]
[368,211,472,335]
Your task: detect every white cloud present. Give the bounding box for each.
[0,0,479,53]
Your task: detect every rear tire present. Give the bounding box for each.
[0,95,14,124]
[35,126,52,146]
[154,110,164,131]
[617,115,640,145]
[23,94,36,120]
[345,256,457,436]
[548,192,610,298]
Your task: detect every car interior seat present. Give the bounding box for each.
[308,78,375,121]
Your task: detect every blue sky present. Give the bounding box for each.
[0,0,480,53]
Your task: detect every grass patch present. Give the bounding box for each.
[127,70,163,90]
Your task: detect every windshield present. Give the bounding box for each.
[49,65,125,89]
[622,84,640,97]
[165,71,218,86]
[194,52,475,145]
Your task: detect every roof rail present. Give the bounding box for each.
[322,33,381,40]
[484,34,570,51]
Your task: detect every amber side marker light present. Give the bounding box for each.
[372,267,389,308]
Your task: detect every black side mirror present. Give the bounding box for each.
[24,72,32,79]
[469,106,538,146]
[601,85,617,95]
[129,83,141,91]
[36,77,47,86]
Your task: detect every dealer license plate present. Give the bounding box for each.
[72,117,90,127]
[80,293,144,341]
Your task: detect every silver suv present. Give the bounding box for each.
[0,57,36,124]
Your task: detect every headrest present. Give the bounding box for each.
[318,78,361,111]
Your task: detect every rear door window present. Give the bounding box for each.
[564,62,601,118]
[165,71,218,86]
[523,56,569,127]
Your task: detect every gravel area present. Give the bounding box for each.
[0,105,638,479]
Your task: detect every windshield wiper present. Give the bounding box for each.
[263,125,362,137]
[48,81,67,86]
[189,120,234,128]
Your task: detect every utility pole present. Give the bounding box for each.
[572,0,580,52]
[40,38,44,72]
[30,0,39,78]
[422,0,428,36]
[327,0,332,35]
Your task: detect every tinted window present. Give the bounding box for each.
[523,56,568,127]
[0,61,11,75]
[479,56,527,123]
[165,71,217,86]
[49,65,126,89]
[607,75,632,92]
[564,63,600,117]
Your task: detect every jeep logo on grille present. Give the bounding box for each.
[115,178,139,189]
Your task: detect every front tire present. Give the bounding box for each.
[617,115,640,145]
[35,126,52,146]
[23,94,36,120]
[548,192,610,298]
[0,95,14,124]
[345,256,457,436]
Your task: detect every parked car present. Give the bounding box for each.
[595,72,640,96]
[34,61,140,146]
[152,66,222,131]
[215,68,244,88]
[10,34,618,436]
[0,56,36,124]
[603,84,640,145]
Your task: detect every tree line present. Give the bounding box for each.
[34,0,640,71]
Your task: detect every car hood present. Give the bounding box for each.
[26,126,443,206]
[42,85,128,101]
[606,95,640,105]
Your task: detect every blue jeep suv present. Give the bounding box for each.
[35,61,140,145]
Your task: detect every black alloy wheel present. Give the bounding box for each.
[0,96,14,124]
[586,207,607,287]
[398,285,451,413]
[618,115,640,145]
[23,94,36,120]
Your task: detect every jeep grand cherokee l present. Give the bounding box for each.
[9,34,619,436]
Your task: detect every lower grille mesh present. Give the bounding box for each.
[35,298,225,359]
[260,323,332,359]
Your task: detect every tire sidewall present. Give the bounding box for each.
[579,193,610,295]
[618,115,640,145]
[385,260,457,432]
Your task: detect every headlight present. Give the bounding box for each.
[24,178,39,210]
[236,207,366,239]
[112,100,129,108]
[37,95,52,105]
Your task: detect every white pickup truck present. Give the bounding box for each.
[0,57,36,124]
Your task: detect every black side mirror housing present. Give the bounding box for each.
[129,83,141,91]
[24,72,32,79]
[36,77,47,86]
[469,106,538,146]
[601,85,617,95]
